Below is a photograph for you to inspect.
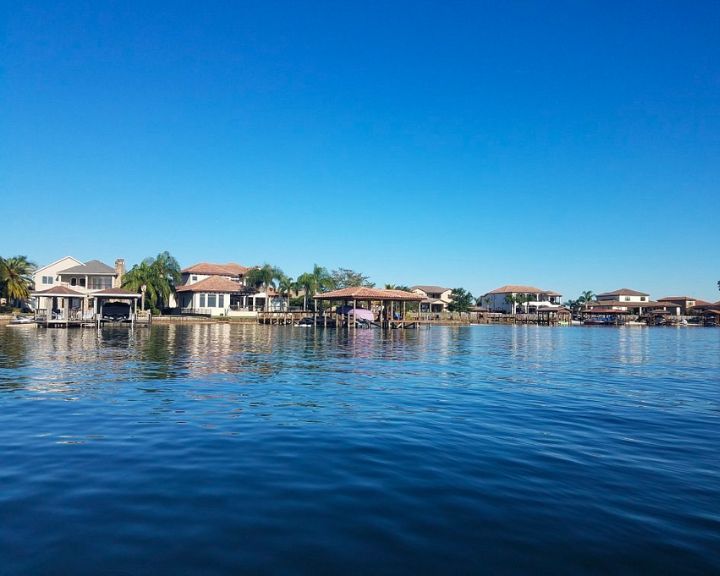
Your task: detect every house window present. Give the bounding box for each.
[208,294,217,308]
[70,278,77,286]
[42,276,54,285]
[218,294,225,308]
[640,297,646,302]
[79,278,86,287]
[199,294,206,307]
[624,297,630,301]
[89,277,112,290]
[192,276,198,282]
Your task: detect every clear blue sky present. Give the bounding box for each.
[2,1,719,300]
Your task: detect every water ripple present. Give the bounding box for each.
[1,324,719,574]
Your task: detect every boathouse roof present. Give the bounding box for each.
[315,287,423,302]
[92,287,141,298]
[31,286,85,297]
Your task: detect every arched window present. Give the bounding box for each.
[70,278,77,286]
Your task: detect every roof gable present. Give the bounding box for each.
[412,285,451,294]
[34,256,84,275]
[182,262,250,276]
[58,259,116,275]
[176,276,248,293]
[597,288,649,297]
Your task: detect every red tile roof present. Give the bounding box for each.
[176,277,248,293]
[597,288,649,297]
[315,287,423,301]
[658,296,696,302]
[584,300,669,309]
[486,285,559,295]
[181,262,250,276]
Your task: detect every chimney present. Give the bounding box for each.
[114,258,125,288]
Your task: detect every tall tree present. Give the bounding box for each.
[0,255,36,307]
[278,275,296,311]
[448,288,474,314]
[329,268,374,289]
[579,290,595,305]
[245,264,284,311]
[121,252,180,313]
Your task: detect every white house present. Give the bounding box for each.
[480,285,563,314]
[587,288,679,316]
[32,256,127,315]
[176,261,287,316]
[411,285,453,313]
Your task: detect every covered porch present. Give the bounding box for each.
[31,286,94,327]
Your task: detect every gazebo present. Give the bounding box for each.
[314,287,423,328]
[31,285,90,327]
[537,306,572,325]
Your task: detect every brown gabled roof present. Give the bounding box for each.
[658,296,696,302]
[584,300,669,309]
[31,286,84,297]
[58,259,116,275]
[486,285,553,295]
[181,262,250,276]
[315,287,423,301]
[176,276,248,293]
[597,288,649,297]
[92,287,141,298]
[412,285,451,294]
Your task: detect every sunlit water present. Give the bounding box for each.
[1,324,719,574]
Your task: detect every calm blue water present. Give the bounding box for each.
[1,324,719,575]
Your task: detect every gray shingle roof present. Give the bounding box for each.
[58,259,116,275]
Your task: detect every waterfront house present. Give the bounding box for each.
[176,276,253,316]
[657,296,707,315]
[32,256,127,317]
[586,288,679,316]
[177,262,286,316]
[411,285,452,313]
[181,262,249,286]
[480,285,563,314]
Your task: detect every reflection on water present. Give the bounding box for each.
[1,324,719,574]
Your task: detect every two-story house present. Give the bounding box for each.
[586,288,679,316]
[480,285,563,314]
[32,256,126,317]
[411,285,453,313]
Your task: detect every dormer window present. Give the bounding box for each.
[192,276,198,282]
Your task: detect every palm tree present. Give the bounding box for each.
[246,264,284,311]
[296,272,314,311]
[122,260,157,311]
[121,252,181,313]
[278,275,296,311]
[152,251,181,309]
[0,255,36,308]
[579,290,595,305]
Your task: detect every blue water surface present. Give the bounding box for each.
[1,324,719,575]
